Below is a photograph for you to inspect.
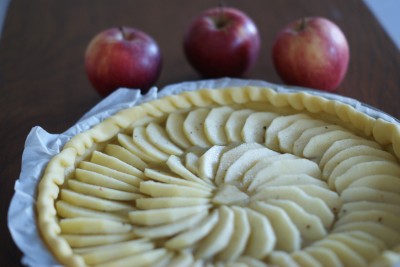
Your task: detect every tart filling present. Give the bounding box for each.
[37,86,400,266]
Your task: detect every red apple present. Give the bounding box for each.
[183,6,260,78]
[84,27,162,97]
[272,17,350,91]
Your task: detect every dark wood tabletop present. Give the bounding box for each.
[0,0,399,266]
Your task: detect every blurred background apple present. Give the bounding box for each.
[272,17,350,91]
[85,27,162,97]
[183,6,260,78]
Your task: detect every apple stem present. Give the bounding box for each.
[296,18,307,32]
[216,0,227,29]
[119,26,128,40]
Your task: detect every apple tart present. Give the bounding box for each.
[37,86,400,267]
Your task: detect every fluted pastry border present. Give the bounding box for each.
[36,86,400,266]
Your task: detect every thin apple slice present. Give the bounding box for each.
[75,168,137,192]
[77,239,153,265]
[93,248,168,267]
[204,106,234,145]
[328,233,383,262]
[214,143,265,185]
[198,145,225,180]
[338,201,400,218]
[183,108,212,148]
[195,206,235,259]
[136,197,209,209]
[236,256,269,267]
[332,221,400,248]
[333,161,400,193]
[61,189,133,211]
[184,147,206,176]
[78,161,142,187]
[348,174,400,194]
[252,186,333,228]
[146,122,183,155]
[265,113,311,151]
[117,133,159,162]
[165,112,192,149]
[305,247,342,267]
[225,109,254,142]
[263,174,328,188]
[104,144,148,171]
[312,238,367,267]
[269,251,299,267]
[266,199,327,243]
[216,206,250,261]
[91,150,144,178]
[250,201,301,252]
[62,232,135,248]
[223,147,278,183]
[139,181,212,198]
[68,180,141,201]
[247,158,321,192]
[302,130,360,159]
[132,126,169,162]
[242,153,298,187]
[144,168,212,192]
[323,145,396,180]
[128,205,210,226]
[346,231,387,251]
[335,210,400,233]
[167,252,194,266]
[291,251,323,267]
[133,210,208,238]
[212,184,248,206]
[329,155,387,182]
[166,155,215,188]
[242,111,278,143]
[292,124,344,157]
[295,185,342,214]
[165,209,219,249]
[277,118,327,153]
[341,187,400,206]
[56,201,129,222]
[60,217,132,234]
[319,138,382,168]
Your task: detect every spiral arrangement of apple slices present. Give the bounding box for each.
[39,87,400,267]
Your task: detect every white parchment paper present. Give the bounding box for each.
[7,78,399,266]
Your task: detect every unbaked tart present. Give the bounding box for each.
[37,86,400,267]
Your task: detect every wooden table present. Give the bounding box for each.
[0,0,399,266]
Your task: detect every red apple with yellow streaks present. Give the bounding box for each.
[272,17,349,91]
[85,26,162,97]
[184,6,261,78]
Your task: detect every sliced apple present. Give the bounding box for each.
[146,122,183,155]
[265,113,311,151]
[292,124,344,157]
[247,158,321,192]
[277,118,327,153]
[62,232,135,248]
[128,205,210,226]
[263,174,327,188]
[348,175,400,194]
[341,187,400,206]
[198,145,225,180]
[136,197,209,209]
[117,133,159,162]
[132,126,169,162]
[104,144,148,171]
[269,251,299,267]
[133,210,208,238]
[242,112,278,143]
[250,201,301,252]
[333,161,400,193]
[225,109,254,142]
[223,147,278,184]
[183,108,212,148]
[60,217,132,234]
[93,248,168,267]
[204,106,234,145]
[165,112,192,149]
[139,181,212,198]
[252,186,333,228]
[295,185,342,214]
[214,143,264,185]
[319,138,382,168]
[165,209,219,249]
[266,199,326,243]
[305,247,342,267]
[195,206,234,259]
[291,251,323,267]
[217,206,250,261]
[339,201,400,218]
